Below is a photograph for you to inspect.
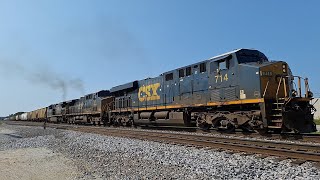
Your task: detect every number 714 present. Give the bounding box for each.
[215,74,228,83]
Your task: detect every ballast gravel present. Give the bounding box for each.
[0,124,320,179]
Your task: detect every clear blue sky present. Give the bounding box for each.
[0,1,319,116]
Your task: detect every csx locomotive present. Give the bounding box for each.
[14,49,316,133]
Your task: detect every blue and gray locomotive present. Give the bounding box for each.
[107,49,316,133]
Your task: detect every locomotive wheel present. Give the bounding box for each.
[240,123,255,133]
[257,128,269,135]
[124,119,133,127]
[196,119,211,131]
[197,122,211,131]
[102,120,109,127]
[216,117,235,133]
[196,114,211,131]
[218,125,235,133]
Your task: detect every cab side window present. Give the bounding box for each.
[165,73,173,81]
[179,69,184,78]
[186,67,192,76]
[218,60,227,70]
[210,55,233,73]
[200,63,206,73]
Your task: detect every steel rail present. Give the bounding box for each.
[72,126,320,162]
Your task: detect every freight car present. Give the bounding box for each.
[9,112,25,121]
[28,108,47,122]
[18,112,28,121]
[13,49,316,133]
[105,49,316,133]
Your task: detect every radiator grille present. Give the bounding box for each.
[210,89,220,101]
[224,87,236,100]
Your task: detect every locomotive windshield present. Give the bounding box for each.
[236,50,268,64]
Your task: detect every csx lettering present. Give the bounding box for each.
[138,83,161,102]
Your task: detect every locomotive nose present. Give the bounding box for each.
[259,61,289,99]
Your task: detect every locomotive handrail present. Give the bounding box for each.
[305,78,310,98]
[275,75,311,98]
[298,76,302,97]
[276,77,283,108]
[263,80,269,98]
[291,75,304,97]
[283,77,288,97]
[290,76,310,98]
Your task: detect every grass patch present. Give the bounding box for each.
[311,131,320,134]
[314,119,320,125]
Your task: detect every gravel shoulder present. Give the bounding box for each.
[0,147,78,180]
[0,124,320,179]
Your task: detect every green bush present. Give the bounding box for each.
[314,119,320,125]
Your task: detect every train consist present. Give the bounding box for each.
[11,49,317,133]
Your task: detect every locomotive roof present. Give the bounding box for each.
[161,48,265,75]
[208,48,241,60]
[209,48,268,61]
[111,48,269,93]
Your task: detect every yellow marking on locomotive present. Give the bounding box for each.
[138,83,161,102]
[207,98,264,106]
[112,98,265,112]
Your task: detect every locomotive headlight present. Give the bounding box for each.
[292,90,297,97]
[282,64,287,73]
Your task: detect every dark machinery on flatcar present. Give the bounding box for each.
[16,49,316,133]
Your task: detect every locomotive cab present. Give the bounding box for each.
[208,49,268,102]
[204,49,269,131]
[206,49,316,133]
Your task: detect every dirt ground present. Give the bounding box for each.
[0,128,16,135]
[0,147,79,180]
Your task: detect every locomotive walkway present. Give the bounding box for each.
[5,120,320,164]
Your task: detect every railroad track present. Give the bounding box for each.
[139,125,320,143]
[4,120,320,163]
